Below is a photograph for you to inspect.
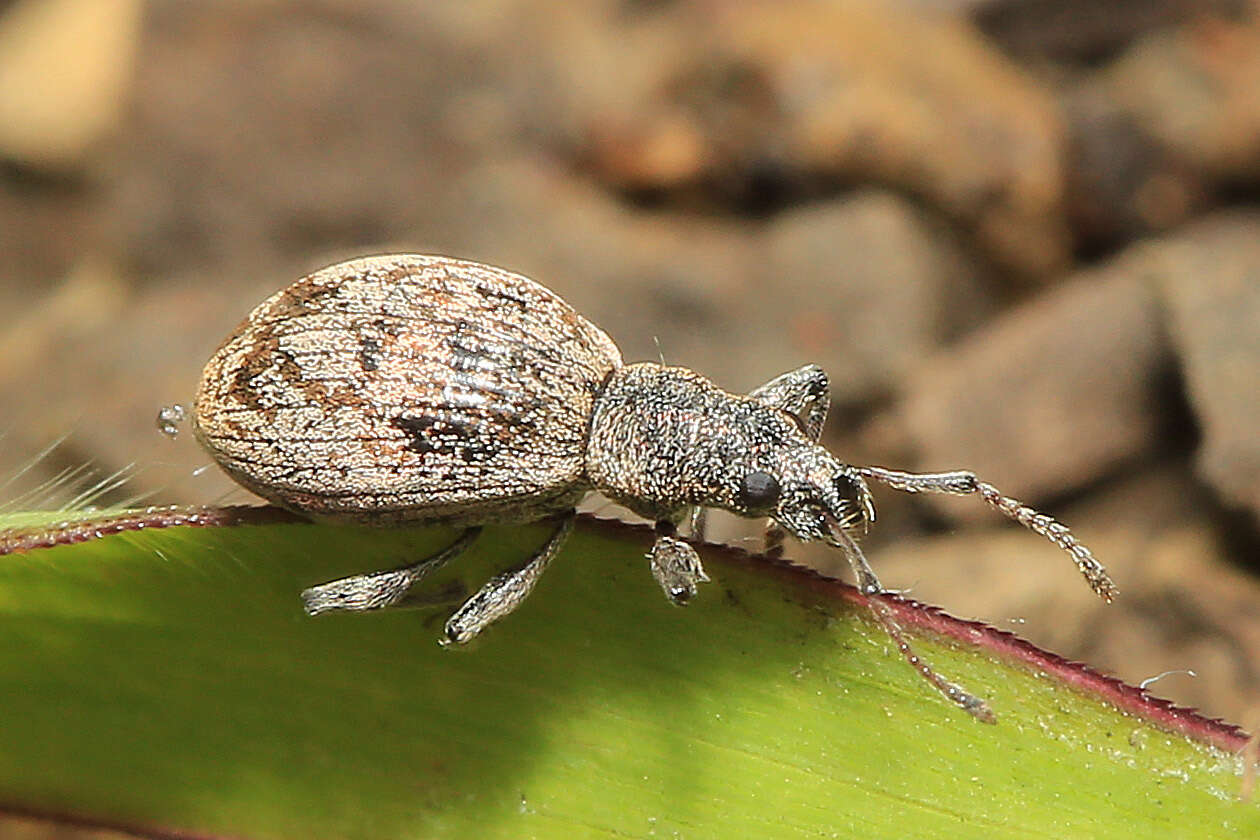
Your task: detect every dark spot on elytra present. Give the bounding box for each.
[475,283,530,310]
[447,338,493,372]
[226,330,326,425]
[230,338,279,413]
[221,416,254,439]
[359,335,382,371]
[393,415,450,455]
[379,264,415,283]
[321,387,371,410]
[292,355,330,405]
[392,413,499,461]
[445,332,531,378]
[269,281,341,320]
[460,441,497,462]
[373,317,404,336]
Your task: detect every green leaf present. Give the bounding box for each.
[0,510,1255,839]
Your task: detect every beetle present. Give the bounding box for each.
[193,254,1116,721]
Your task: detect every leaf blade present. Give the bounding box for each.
[0,511,1254,839]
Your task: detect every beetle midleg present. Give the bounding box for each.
[748,364,832,557]
[441,513,575,646]
[302,528,482,615]
[649,520,709,605]
[858,466,1118,603]
[830,526,996,723]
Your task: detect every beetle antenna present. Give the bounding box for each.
[858,467,1117,603]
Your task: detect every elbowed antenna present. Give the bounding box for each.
[859,467,1117,603]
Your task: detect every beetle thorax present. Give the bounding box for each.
[585,363,809,521]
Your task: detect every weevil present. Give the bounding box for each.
[192,254,1117,721]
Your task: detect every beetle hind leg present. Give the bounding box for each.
[441,514,575,646]
[302,527,481,615]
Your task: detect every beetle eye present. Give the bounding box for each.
[739,470,781,509]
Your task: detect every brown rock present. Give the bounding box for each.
[1146,212,1260,520]
[892,258,1171,512]
[0,0,143,170]
[760,191,991,406]
[974,0,1241,64]
[575,0,1071,277]
[1063,82,1205,249]
[1104,15,1260,182]
[105,1,542,281]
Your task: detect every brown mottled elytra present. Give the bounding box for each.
[192,254,1117,722]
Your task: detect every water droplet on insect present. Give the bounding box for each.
[156,404,186,438]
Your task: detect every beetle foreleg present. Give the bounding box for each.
[749,365,832,557]
[747,364,831,441]
[829,525,995,723]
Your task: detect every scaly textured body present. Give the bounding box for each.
[192,253,1117,722]
[194,255,621,525]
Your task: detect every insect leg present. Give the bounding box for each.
[859,467,1118,602]
[688,506,708,542]
[441,514,574,646]
[748,364,831,441]
[749,365,832,558]
[302,528,482,615]
[829,526,995,723]
[649,520,710,605]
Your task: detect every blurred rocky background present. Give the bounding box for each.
[0,0,1257,758]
